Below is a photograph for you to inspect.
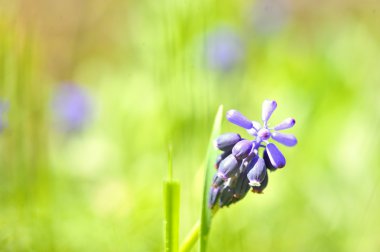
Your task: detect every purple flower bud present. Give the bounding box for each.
[232,140,253,160]
[271,132,297,147]
[251,171,268,193]
[274,118,295,131]
[214,133,241,151]
[263,149,276,171]
[266,143,286,168]
[212,174,225,188]
[208,186,221,208]
[233,165,251,199]
[215,150,232,169]
[247,157,267,186]
[262,100,277,124]
[219,186,234,207]
[226,110,253,129]
[217,154,240,180]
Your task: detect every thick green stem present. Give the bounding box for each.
[179,220,200,252]
[164,145,180,252]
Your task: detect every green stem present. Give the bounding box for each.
[179,209,218,252]
[179,220,200,252]
[164,145,180,252]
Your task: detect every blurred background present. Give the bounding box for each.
[1,0,380,251]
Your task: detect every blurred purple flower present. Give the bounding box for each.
[250,0,290,36]
[52,83,92,133]
[204,27,244,72]
[0,100,9,132]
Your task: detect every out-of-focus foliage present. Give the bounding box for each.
[1,0,380,251]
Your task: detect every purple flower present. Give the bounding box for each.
[209,99,297,209]
[244,99,297,168]
[52,83,92,133]
[204,27,244,72]
[0,100,9,132]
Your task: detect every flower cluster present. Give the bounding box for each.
[209,100,297,209]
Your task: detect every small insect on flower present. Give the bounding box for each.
[209,99,297,209]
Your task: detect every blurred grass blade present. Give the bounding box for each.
[200,105,224,252]
[164,146,180,252]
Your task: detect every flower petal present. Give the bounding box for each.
[226,109,253,129]
[232,140,253,160]
[247,157,267,186]
[274,118,295,131]
[266,143,286,168]
[262,100,277,124]
[271,132,297,147]
[214,133,241,151]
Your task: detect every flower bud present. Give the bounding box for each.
[247,157,267,186]
[271,132,297,147]
[226,110,253,129]
[262,100,277,124]
[251,171,268,193]
[212,174,225,188]
[263,149,276,171]
[215,150,232,169]
[208,187,221,209]
[233,168,250,200]
[214,133,241,151]
[217,154,240,180]
[232,140,252,160]
[274,117,295,131]
[219,186,234,207]
[266,143,286,168]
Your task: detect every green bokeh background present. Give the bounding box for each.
[1,0,380,251]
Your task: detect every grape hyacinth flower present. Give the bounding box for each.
[52,82,92,133]
[209,99,297,209]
